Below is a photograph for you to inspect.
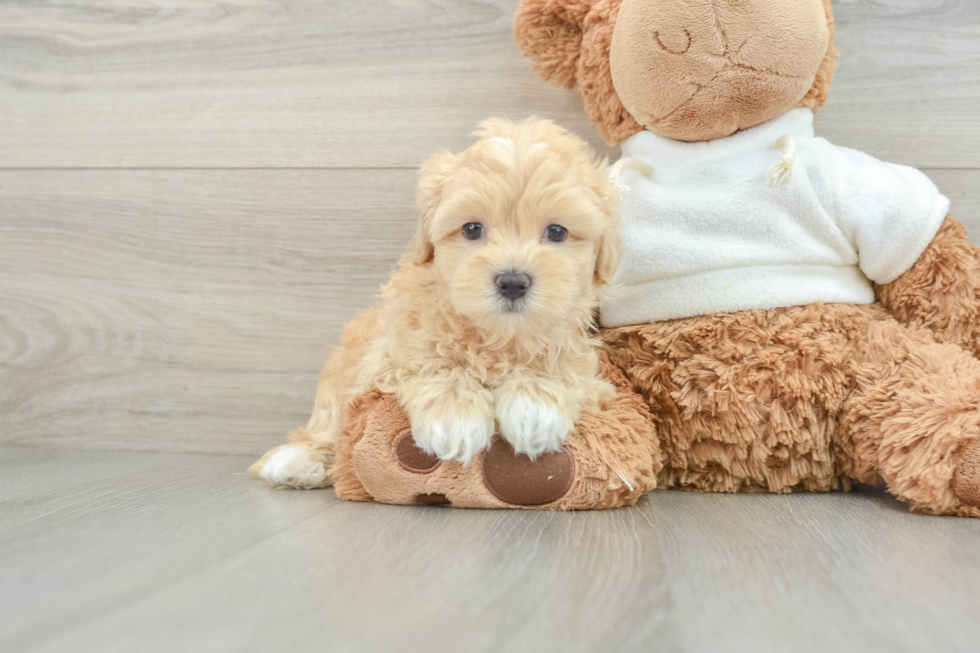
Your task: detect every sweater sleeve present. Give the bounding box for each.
[812,140,950,284]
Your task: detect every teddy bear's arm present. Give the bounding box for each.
[875,215,980,358]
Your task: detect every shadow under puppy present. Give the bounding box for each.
[251,117,622,488]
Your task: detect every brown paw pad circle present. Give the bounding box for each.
[953,439,980,508]
[482,437,574,506]
[394,431,441,474]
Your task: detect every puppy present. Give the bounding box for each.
[251,117,622,489]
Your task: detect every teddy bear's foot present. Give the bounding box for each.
[335,356,662,509]
[835,317,980,518]
[952,439,980,510]
[388,433,574,507]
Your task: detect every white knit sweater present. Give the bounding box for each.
[600,108,951,327]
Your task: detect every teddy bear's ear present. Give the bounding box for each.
[514,0,595,89]
[799,0,840,110]
[410,151,457,266]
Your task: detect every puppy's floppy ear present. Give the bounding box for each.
[593,170,623,287]
[514,0,595,89]
[410,151,457,265]
[594,222,623,287]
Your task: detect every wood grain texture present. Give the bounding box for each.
[1,0,979,169]
[0,169,417,453]
[2,169,979,455]
[817,0,980,168]
[2,448,979,653]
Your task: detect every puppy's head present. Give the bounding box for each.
[409,117,621,338]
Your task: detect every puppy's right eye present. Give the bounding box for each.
[462,222,485,240]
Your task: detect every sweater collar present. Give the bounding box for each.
[620,108,816,169]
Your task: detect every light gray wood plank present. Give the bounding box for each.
[1,448,979,653]
[1,0,978,169]
[932,168,980,233]
[0,169,418,453]
[0,0,612,168]
[816,0,980,168]
[2,169,979,454]
[0,449,333,653]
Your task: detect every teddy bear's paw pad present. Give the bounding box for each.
[415,493,451,506]
[482,437,574,506]
[952,439,980,508]
[395,431,442,474]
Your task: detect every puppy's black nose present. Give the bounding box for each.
[495,272,532,300]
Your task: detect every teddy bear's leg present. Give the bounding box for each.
[602,305,861,495]
[836,316,980,517]
[876,216,980,359]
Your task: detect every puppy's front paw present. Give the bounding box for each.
[411,413,494,465]
[496,395,573,460]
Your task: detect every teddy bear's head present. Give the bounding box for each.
[515,0,839,143]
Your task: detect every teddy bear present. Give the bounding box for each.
[512,0,980,517]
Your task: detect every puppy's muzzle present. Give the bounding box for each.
[495,271,532,301]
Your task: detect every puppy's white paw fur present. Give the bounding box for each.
[260,445,329,489]
[411,415,493,465]
[497,395,572,460]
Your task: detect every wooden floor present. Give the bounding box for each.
[3,1,980,651]
[2,448,979,653]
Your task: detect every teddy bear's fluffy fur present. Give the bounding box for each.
[604,221,980,517]
[512,0,980,516]
[250,117,622,488]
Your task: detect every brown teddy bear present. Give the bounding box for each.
[514,0,980,517]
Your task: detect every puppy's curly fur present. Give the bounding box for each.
[251,117,622,488]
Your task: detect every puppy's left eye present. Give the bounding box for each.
[545,224,568,243]
[462,222,485,240]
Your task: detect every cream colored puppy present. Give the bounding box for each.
[251,117,622,489]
